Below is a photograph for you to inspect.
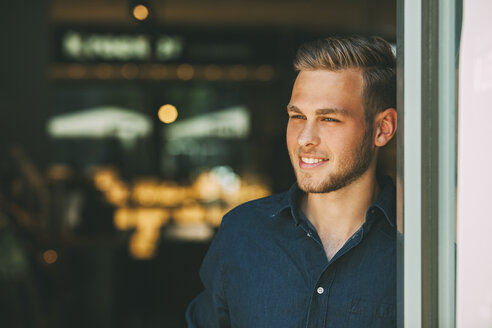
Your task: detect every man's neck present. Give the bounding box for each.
[300,169,380,250]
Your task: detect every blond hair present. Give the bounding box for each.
[294,35,396,122]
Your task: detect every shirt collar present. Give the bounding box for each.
[272,176,396,228]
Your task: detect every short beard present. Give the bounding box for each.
[295,127,375,194]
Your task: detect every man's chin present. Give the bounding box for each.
[297,174,353,194]
[297,179,333,194]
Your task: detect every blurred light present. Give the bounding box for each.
[46,164,73,181]
[166,106,250,139]
[47,106,153,140]
[206,205,228,227]
[173,203,207,224]
[114,208,137,229]
[229,65,248,80]
[67,64,86,79]
[105,181,130,206]
[163,223,214,241]
[62,31,151,61]
[255,65,274,81]
[133,4,149,21]
[147,64,168,79]
[238,182,271,204]
[43,249,58,264]
[95,64,114,79]
[155,36,184,60]
[158,104,178,124]
[192,172,222,201]
[176,64,194,80]
[204,65,222,80]
[132,181,187,206]
[135,208,170,231]
[93,168,119,191]
[212,166,241,194]
[115,207,171,259]
[130,232,156,259]
[121,63,139,79]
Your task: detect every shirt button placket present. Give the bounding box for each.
[307,284,328,327]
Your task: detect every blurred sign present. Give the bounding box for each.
[165,106,250,140]
[53,27,279,64]
[62,31,183,61]
[47,106,153,140]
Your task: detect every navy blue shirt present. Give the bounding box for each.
[186,177,396,327]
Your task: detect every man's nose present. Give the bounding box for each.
[297,122,320,147]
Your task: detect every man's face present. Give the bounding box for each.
[286,69,375,193]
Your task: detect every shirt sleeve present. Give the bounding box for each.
[185,215,231,328]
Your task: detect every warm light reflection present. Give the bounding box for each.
[163,223,214,241]
[121,63,139,79]
[95,64,114,79]
[206,205,229,227]
[255,65,274,81]
[192,172,222,201]
[91,166,271,258]
[105,181,130,206]
[43,249,58,264]
[133,4,149,21]
[158,104,178,124]
[229,65,248,80]
[114,208,137,229]
[114,207,170,259]
[174,203,207,225]
[46,164,73,180]
[114,207,170,230]
[93,168,119,191]
[132,180,187,206]
[130,232,156,259]
[176,64,194,80]
[147,64,168,79]
[67,64,86,79]
[204,65,222,80]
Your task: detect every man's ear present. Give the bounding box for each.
[374,108,397,147]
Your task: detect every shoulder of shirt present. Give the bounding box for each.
[220,191,290,227]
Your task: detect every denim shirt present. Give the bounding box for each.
[186,177,396,328]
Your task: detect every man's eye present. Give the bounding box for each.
[322,117,339,122]
[290,115,305,120]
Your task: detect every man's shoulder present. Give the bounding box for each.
[230,191,289,214]
[208,190,292,255]
[219,190,291,229]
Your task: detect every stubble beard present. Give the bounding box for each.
[293,127,375,194]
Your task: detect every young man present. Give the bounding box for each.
[186,35,397,327]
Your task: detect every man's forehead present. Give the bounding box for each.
[290,69,364,112]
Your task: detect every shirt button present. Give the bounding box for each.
[317,287,324,294]
[306,231,312,237]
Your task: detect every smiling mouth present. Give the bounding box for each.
[300,157,328,164]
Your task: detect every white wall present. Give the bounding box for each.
[457,0,492,326]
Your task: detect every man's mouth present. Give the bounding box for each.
[298,156,329,169]
[300,157,328,164]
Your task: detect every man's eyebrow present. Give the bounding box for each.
[287,104,349,116]
[315,108,349,116]
[286,104,301,113]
